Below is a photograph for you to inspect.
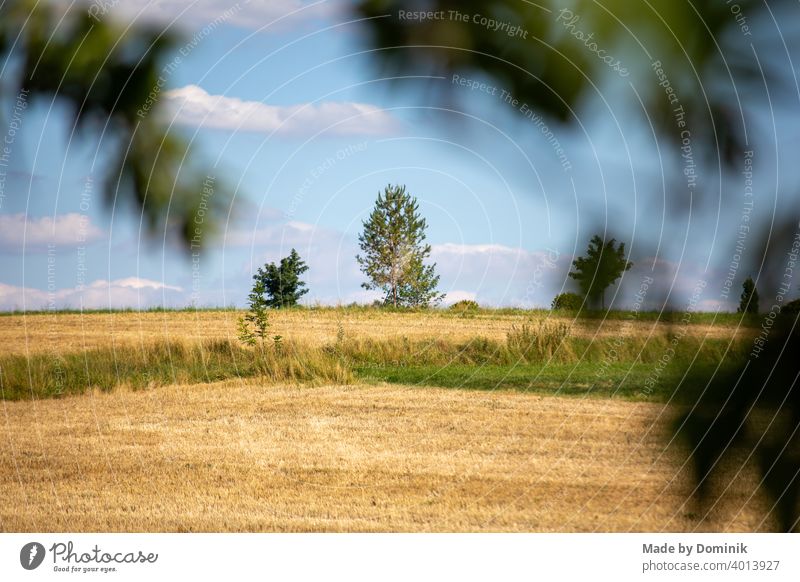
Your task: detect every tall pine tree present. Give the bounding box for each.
[357,184,444,307]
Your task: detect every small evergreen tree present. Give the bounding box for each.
[356,184,444,307]
[257,248,309,308]
[738,276,759,314]
[568,235,632,309]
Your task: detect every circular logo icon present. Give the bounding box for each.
[20,542,46,570]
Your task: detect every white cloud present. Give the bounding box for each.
[433,243,529,257]
[432,243,565,307]
[0,283,48,311]
[164,85,398,136]
[426,246,736,310]
[330,288,383,306]
[0,278,184,310]
[285,220,315,232]
[0,213,104,251]
[102,277,183,292]
[441,290,477,306]
[695,298,732,312]
[103,0,339,31]
[225,219,365,304]
[225,220,331,249]
[602,256,742,312]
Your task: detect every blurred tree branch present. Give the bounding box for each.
[0,0,230,251]
[356,0,769,163]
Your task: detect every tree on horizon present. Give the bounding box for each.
[356,184,444,308]
[568,235,632,310]
[738,276,759,314]
[256,248,309,308]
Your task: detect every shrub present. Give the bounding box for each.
[449,299,480,312]
[551,292,584,311]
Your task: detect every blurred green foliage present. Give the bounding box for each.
[0,0,230,250]
[356,0,762,162]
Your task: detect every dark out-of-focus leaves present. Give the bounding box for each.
[356,0,772,164]
[0,0,230,251]
[356,0,799,530]
[674,313,800,531]
[670,223,800,531]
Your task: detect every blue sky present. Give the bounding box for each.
[1,0,797,311]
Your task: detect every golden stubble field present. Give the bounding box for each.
[0,380,773,532]
[1,310,748,356]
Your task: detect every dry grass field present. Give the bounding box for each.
[0,309,772,532]
[0,380,774,532]
[1,309,750,356]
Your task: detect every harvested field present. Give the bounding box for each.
[0,380,774,532]
[0,309,753,356]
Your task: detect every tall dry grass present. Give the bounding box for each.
[0,314,747,400]
[0,338,351,400]
[0,309,752,356]
[330,321,742,367]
